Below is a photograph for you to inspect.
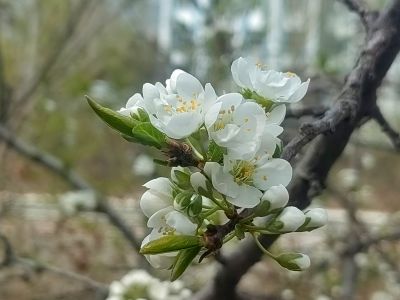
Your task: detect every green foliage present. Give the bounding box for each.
[207,140,224,162]
[170,246,201,281]
[140,235,202,255]
[86,96,135,136]
[131,122,167,149]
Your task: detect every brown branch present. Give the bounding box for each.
[338,0,377,28]
[285,105,328,119]
[0,233,109,299]
[195,1,400,299]
[0,124,145,259]
[371,105,400,151]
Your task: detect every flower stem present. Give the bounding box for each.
[185,138,204,161]
[251,233,276,259]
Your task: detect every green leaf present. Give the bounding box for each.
[140,235,202,255]
[207,140,224,162]
[170,246,201,281]
[86,96,135,136]
[131,122,167,149]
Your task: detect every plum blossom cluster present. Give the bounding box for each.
[87,57,327,279]
[107,269,191,300]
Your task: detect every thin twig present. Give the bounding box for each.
[0,233,109,298]
[338,0,375,28]
[371,105,400,151]
[0,124,144,257]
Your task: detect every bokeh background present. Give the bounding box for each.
[1,0,400,299]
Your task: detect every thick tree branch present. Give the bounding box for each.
[285,105,328,119]
[195,1,400,299]
[0,124,145,259]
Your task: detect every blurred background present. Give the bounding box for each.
[0,0,400,299]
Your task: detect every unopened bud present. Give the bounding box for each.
[261,184,289,211]
[270,206,305,232]
[304,208,328,229]
[275,253,310,271]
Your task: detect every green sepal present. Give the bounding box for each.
[86,95,136,136]
[187,195,203,217]
[207,140,224,162]
[131,122,167,149]
[140,235,202,255]
[132,107,150,122]
[272,141,283,158]
[174,191,193,209]
[234,224,245,240]
[172,169,191,189]
[241,89,274,110]
[170,246,201,281]
[275,253,306,271]
[253,200,271,217]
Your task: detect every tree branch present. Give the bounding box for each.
[371,105,400,151]
[0,124,145,260]
[285,105,328,119]
[0,233,109,299]
[338,0,377,28]
[195,1,400,298]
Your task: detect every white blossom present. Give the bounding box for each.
[142,69,217,139]
[204,93,267,159]
[204,155,292,208]
[231,57,310,103]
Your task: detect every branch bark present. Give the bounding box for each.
[195,1,400,299]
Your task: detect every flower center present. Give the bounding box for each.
[231,161,255,185]
[163,95,201,114]
[213,105,236,131]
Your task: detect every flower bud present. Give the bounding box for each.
[171,167,191,189]
[275,253,310,271]
[173,191,193,210]
[190,172,211,196]
[261,184,289,211]
[304,208,328,229]
[271,206,306,232]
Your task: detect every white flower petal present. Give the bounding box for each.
[176,71,204,98]
[266,104,286,125]
[165,211,197,235]
[140,190,172,218]
[164,112,203,139]
[143,177,172,195]
[253,158,292,190]
[276,206,306,232]
[227,184,262,208]
[287,79,310,103]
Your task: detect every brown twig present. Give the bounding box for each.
[371,105,400,151]
[0,124,145,259]
[0,233,109,299]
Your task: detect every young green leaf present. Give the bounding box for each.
[207,140,224,162]
[170,246,201,281]
[131,122,167,149]
[140,235,202,255]
[86,95,135,137]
